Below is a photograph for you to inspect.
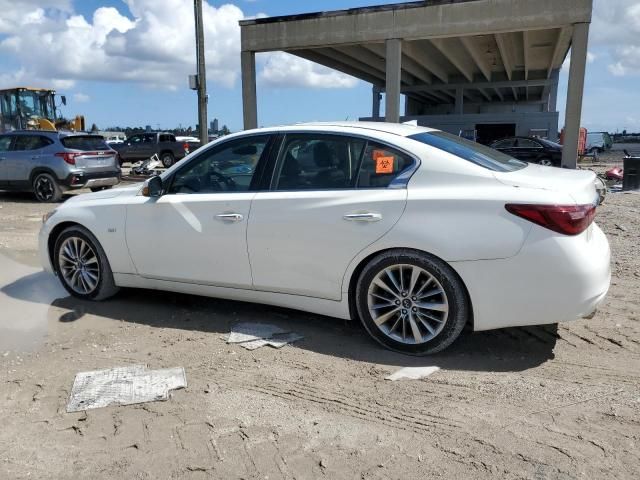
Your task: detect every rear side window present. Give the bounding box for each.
[13,135,53,151]
[493,138,515,148]
[273,135,366,190]
[159,134,175,142]
[61,136,109,151]
[409,131,526,172]
[357,142,414,188]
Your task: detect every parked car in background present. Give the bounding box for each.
[490,136,562,166]
[586,132,613,154]
[0,130,120,202]
[105,135,125,145]
[111,132,190,167]
[40,122,610,355]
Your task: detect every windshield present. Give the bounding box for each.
[408,131,527,172]
[61,135,110,151]
[16,90,55,119]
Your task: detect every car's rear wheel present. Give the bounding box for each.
[537,158,554,166]
[54,226,119,301]
[356,250,468,355]
[161,152,175,168]
[32,173,62,203]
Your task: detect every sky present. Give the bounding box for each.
[0,0,639,133]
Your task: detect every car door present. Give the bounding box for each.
[491,138,516,157]
[0,135,13,184]
[7,135,54,184]
[516,138,544,162]
[125,134,273,287]
[248,133,411,301]
[121,134,143,160]
[137,134,157,160]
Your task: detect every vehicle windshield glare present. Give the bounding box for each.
[409,131,527,172]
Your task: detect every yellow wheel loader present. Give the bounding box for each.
[0,87,85,133]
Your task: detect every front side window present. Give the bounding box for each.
[128,135,142,144]
[13,135,53,151]
[168,135,269,194]
[517,138,542,148]
[143,134,156,143]
[493,138,515,148]
[0,136,12,151]
[409,131,526,172]
[273,135,365,190]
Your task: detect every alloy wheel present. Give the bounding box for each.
[35,176,55,201]
[367,264,449,345]
[58,237,101,295]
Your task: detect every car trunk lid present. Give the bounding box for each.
[60,135,117,172]
[493,163,598,204]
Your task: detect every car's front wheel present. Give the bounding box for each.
[537,158,554,166]
[356,250,468,355]
[54,225,119,300]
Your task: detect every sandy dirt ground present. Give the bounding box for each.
[0,175,638,479]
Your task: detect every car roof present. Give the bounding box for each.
[244,121,438,138]
[2,130,101,138]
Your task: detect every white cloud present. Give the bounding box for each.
[72,93,90,103]
[259,52,359,89]
[591,0,640,76]
[0,0,359,91]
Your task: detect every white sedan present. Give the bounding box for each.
[39,122,611,355]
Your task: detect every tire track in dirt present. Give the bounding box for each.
[215,367,462,436]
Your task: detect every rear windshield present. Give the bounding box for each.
[408,131,527,172]
[61,135,110,151]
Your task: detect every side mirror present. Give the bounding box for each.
[61,95,67,106]
[142,175,163,197]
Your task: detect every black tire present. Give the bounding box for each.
[90,186,112,192]
[53,225,119,301]
[32,172,62,202]
[160,152,175,168]
[537,158,554,167]
[355,249,469,355]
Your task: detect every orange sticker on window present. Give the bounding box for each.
[375,156,394,174]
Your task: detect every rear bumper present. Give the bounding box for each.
[62,171,121,189]
[452,222,611,331]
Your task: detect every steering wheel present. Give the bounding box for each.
[210,169,236,189]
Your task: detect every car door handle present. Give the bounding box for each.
[343,213,382,222]
[216,213,244,222]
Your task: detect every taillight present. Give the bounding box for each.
[505,203,596,236]
[183,142,189,154]
[55,152,80,165]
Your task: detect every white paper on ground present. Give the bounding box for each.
[226,322,291,344]
[240,332,305,350]
[385,366,440,381]
[67,365,187,412]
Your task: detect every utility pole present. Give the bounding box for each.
[194,0,208,145]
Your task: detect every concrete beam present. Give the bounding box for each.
[549,26,573,77]
[291,49,384,86]
[455,87,464,115]
[385,38,402,123]
[494,87,504,101]
[240,0,592,52]
[430,38,474,82]
[401,78,553,93]
[562,23,589,169]
[360,44,418,85]
[460,36,492,81]
[241,50,257,130]
[402,41,449,83]
[523,31,530,80]
[477,88,492,101]
[495,33,513,80]
[511,86,519,101]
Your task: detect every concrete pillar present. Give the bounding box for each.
[385,38,402,123]
[562,23,589,169]
[372,85,381,119]
[241,50,257,130]
[544,69,560,113]
[455,88,464,115]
